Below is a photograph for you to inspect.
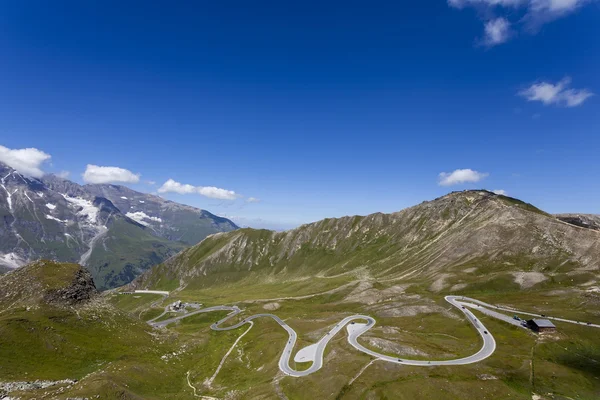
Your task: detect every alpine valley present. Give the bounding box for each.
[1,190,599,399]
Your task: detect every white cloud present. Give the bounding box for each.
[246,197,261,203]
[449,0,593,45]
[197,186,238,200]
[449,0,524,8]
[483,18,512,46]
[518,77,593,107]
[529,0,590,20]
[145,180,156,185]
[157,179,196,194]
[56,170,70,179]
[561,88,595,107]
[493,189,508,195]
[125,211,162,226]
[158,178,239,200]
[0,145,51,178]
[439,169,489,186]
[82,164,140,184]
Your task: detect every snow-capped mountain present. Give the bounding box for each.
[0,162,238,289]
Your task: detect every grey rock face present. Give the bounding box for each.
[43,267,97,306]
[0,162,237,289]
[555,214,600,231]
[83,183,238,245]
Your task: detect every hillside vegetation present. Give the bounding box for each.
[3,192,600,399]
[0,261,179,398]
[134,190,600,298]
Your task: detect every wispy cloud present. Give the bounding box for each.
[246,197,261,203]
[218,214,299,231]
[483,18,512,46]
[448,0,594,46]
[0,145,51,178]
[439,168,489,186]
[56,170,70,179]
[83,164,140,184]
[518,77,593,107]
[493,189,508,195]
[158,178,239,200]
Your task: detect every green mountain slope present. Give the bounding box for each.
[134,190,600,296]
[87,216,186,290]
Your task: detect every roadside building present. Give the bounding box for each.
[170,300,184,311]
[527,319,556,332]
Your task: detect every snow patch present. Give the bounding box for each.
[120,196,128,200]
[24,192,33,203]
[0,252,26,269]
[37,192,44,197]
[61,194,99,224]
[45,203,56,210]
[1,183,13,211]
[46,215,67,223]
[126,211,162,226]
[139,200,145,203]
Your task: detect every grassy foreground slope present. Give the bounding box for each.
[0,261,190,399]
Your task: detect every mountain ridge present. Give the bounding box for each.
[132,190,600,295]
[0,162,238,289]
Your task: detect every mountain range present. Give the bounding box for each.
[134,190,600,295]
[2,189,600,399]
[0,162,237,289]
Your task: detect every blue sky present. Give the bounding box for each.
[1,1,598,229]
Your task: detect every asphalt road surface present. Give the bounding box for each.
[139,292,599,377]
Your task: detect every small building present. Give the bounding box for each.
[170,300,184,311]
[527,319,556,332]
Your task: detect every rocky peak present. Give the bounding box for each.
[0,261,98,308]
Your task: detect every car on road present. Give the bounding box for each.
[397,359,403,362]
[484,331,488,334]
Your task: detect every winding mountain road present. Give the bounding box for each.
[149,295,501,377]
[144,293,600,377]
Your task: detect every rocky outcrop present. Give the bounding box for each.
[0,260,98,309]
[43,267,98,306]
[555,214,600,231]
[0,379,76,396]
